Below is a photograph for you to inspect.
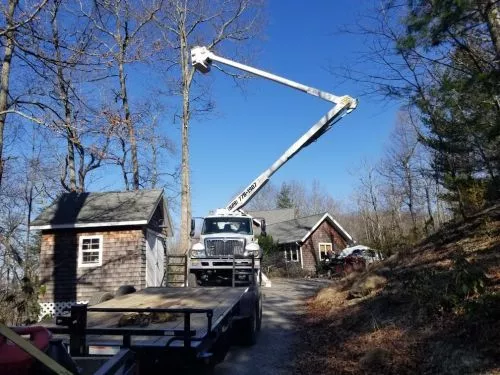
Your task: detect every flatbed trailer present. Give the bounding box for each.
[19,282,262,374]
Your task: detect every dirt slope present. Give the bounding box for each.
[294,203,500,375]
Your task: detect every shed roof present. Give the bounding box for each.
[30,189,171,234]
[266,212,353,245]
[246,208,296,225]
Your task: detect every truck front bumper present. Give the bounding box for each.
[190,257,261,270]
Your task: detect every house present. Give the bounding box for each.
[30,189,172,317]
[261,212,354,273]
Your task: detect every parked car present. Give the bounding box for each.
[339,245,383,264]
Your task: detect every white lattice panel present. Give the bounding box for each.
[38,301,89,321]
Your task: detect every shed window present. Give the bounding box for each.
[284,245,299,262]
[318,243,333,261]
[79,235,103,267]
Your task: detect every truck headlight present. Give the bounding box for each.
[244,243,261,257]
[191,242,206,258]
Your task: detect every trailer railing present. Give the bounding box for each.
[53,304,214,356]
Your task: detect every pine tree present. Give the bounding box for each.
[398,0,500,216]
[276,183,294,208]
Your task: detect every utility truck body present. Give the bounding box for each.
[189,209,263,287]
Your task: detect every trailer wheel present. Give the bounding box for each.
[115,285,136,296]
[256,300,262,332]
[88,292,113,306]
[240,308,258,346]
[188,273,198,288]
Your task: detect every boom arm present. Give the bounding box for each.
[191,46,358,212]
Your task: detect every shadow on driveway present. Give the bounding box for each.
[215,278,329,375]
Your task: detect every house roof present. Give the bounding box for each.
[266,212,353,244]
[246,208,296,225]
[30,189,172,234]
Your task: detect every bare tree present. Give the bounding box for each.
[156,0,264,252]
[245,179,343,217]
[355,160,384,248]
[0,0,48,188]
[80,0,163,190]
[284,179,342,217]
[135,101,177,189]
[379,112,421,236]
[42,0,112,192]
[245,183,278,211]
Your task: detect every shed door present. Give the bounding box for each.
[146,231,165,287]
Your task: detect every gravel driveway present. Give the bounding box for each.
[214,278,328,375]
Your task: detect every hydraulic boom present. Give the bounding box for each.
[191,46,357,212]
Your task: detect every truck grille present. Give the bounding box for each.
[205,238,245,256]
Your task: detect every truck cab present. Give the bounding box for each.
[189,209,264,286]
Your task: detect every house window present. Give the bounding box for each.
[284,245,299,262]
[318,242,332,261]
[79,235,103,267]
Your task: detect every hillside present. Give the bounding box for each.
[294,203,500,374]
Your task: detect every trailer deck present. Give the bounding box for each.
[83,287,248,348]
[48,286,249,355]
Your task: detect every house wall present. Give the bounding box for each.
[300,220,348,272]
[39,227,147,304]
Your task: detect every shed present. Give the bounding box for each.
[30,189,173,317]
[266,212,354,272]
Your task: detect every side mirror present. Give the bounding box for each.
[260,219,266,237]
[190,218,195,237]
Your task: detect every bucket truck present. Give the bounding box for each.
[188,46,357,288]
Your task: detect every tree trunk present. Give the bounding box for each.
[77,143,86,191]
[118,46,139,190]
[368,178,384,247]
[481,0,500,68]
[150,135,158,188]
[405,164,418,236]
[0,0,18,189]
[52,10,77,192]
[424,183,435,233]
[179,17,195,254]
[119,137,129,190]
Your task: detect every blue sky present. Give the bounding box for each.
[78,1,399,220]
[187,1,399,216]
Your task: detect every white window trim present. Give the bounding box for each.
[318,242,333,261]
[78,235,103,268]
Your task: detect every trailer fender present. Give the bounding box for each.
[237,288,260,318]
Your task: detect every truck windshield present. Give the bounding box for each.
[202,217,253,235]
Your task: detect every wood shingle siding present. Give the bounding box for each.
[300,219,348,272]
[39,228,145,302]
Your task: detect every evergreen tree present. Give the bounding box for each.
[257,234,278,257]
[398,0,500,216]
[276,183,294,208]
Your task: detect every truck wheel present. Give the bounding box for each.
[88,292,113,306]
[188,273,198,288]
[115,285,136,296]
